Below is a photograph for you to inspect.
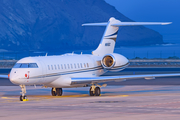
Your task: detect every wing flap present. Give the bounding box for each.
[71,73,180,85]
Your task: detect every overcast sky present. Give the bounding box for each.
[105,0,180,43]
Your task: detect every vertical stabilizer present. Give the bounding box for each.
[82,17,171,56]
[92,17,120,56]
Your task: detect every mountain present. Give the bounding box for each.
[0,0,163,52]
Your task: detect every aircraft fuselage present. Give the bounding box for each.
[9,54,128,88]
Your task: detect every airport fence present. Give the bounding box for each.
[0,51,179,60]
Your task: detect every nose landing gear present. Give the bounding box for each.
[19,85,28,101]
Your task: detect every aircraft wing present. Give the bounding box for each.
[71,73,180,85]
[0,75,9,78]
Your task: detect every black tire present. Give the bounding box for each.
[89,87,94,96]
[20,95,27,101]
[95,87,101,96]
[51,88,56,96]
[20,95,23,101]
[56,88,63,96]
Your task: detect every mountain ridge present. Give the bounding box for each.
[0,0,163,52]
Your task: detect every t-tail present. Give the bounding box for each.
[82,17,172,56]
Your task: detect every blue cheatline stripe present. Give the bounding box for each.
[46,68,103,78]
[104,30,118,37]
[28,63,129,79]
[113,63,129,69]
[30,66,103,79]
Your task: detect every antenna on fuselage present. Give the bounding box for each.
[45,53,48,56]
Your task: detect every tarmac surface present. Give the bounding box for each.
[1,86,180,120]
[1,68,180,119]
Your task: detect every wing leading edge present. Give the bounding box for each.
[0,75,8,78]
[71,73,180,85]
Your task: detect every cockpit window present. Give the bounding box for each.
[13,63,38,68]
[21,63,29,68]
[13,63,21,68]
[29,63,38,68]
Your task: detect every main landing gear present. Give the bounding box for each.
[51,88,63,96]
[19,85,28,101]
[89,85,101,96]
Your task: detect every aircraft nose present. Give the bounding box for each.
[9,70,20,85]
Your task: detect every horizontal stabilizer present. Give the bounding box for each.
[82,22,172,27]
[82,22,108,26]
[111,22,172,26]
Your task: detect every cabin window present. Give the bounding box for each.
[61,64,63,69]
[48,65,50,70]
[77,63,80,68]
[64,64,66,69]
[87,63,89,67]
[67,64,70,69]
[74,63,76,68]
[84,63,86,68]
[71,64,73,69]
[51,65,53,70]
[58,65,60,69]
[80,63,83,68]
[54,65,57,70]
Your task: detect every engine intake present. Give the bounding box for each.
[101,53,129,71]
[102,54,115,69]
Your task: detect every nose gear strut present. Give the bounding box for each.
[19,85,28,101]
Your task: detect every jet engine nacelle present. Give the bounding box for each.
[101,53,129,72]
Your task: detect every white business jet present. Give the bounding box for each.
[1,17,179,101]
